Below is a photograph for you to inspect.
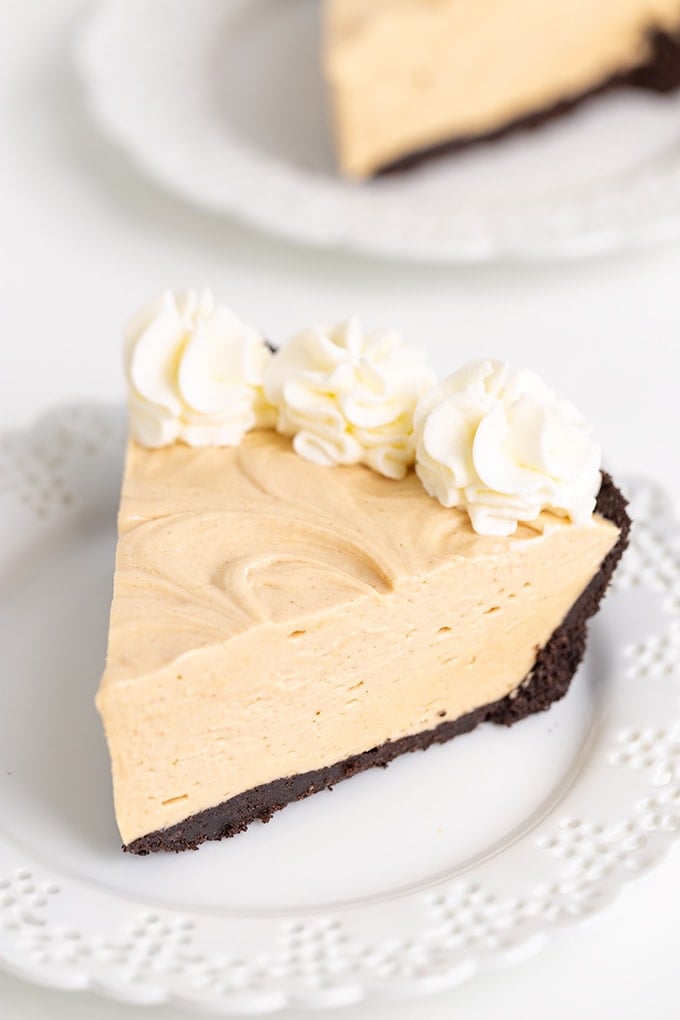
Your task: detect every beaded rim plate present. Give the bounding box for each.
[75,0,680,264]
[0,404,679,1014]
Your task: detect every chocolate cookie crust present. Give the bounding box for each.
[379,28,680,175]
[125,474,630,855]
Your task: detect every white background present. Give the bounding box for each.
[1,2,679,1017]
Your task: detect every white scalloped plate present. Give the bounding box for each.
[75,0,680,263]
[1,405,679,1014]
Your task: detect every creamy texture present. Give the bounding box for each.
[414,360,602,537]
[98,432,619,845]
[324,0,680,177]
[264,318,435,479]
[125,290,273,447]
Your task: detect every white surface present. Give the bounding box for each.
[78,0,680,264]
[1,1,680,1017]
[2,406,678,1013]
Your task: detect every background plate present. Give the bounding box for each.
[76,0,680,263]
[1,406,679,1013]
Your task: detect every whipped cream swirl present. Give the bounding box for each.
[125,290,273,448]
[263,318,435,479]
[414,359,602,536]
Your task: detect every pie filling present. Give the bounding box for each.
[124,474,629,854]
[324,0,680,177]
[97,433,628,852]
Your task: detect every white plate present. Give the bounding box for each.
[75,0,680,264]
[1,405,679,1014]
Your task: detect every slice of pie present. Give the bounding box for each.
[324,0,680,178]
[97,293,630,853]
[99,440,628,855]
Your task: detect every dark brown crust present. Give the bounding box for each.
[125,474,630,854]
[379,28,680,175]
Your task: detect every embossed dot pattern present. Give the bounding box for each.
[0,406,124,519]
[609,726,680,786]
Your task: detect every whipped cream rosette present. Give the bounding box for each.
[413,359,602,536]
[263,317,435,480]
[125,290,274,448]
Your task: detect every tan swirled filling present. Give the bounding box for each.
[325,0,680,177]
[97,433,619,845]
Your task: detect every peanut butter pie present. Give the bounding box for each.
[97,291,629,853]
[324,0,680,178]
